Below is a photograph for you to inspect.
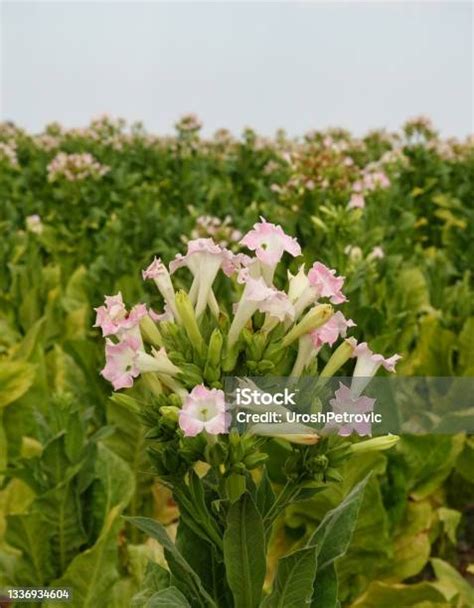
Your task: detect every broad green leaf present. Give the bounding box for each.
[176,520,227,603]
[173,471,223,550]
[307,475,370,570]
[62,265,89,312]
[11,318,46,361]
[311,562,338,608]
[399,315,456,376]
[261,546,317,608]
[223,492,266,608]
[456,436,474,483]
[431,558,474,607]
[35,482,87,573]
[125,516,216,608]
[145,587,191,607]
[398,435,464,499]
[437,508,461,544]
[131,562,171,608]
[5,512,55,586]
[350,581,449,607]
[92,444,135,527]
[0,361,36,408]
[44,506,123,608]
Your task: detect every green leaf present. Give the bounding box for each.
[431,558,474,606]
[399,435,464,499]
[311,562,338,608]
[223,492,266,608]
[5,512,55,586]
[176,520,227,604]
[125,516,216,608]
[458,317,474,374]
[307,475,370,570]
[145,587,191,608]
[350,581,449,607]
[0,361,36,408]
[256,467,275,518]
[437,508,461,544]
[44,506,123,608]
[131,562,171,608]
[92,444,135,525]
[261,546,317,608]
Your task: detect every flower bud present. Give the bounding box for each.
[350,434,399,453]
[140,372,163,396]
[175,290,205,357]
[139,315,163,347]
[282,304,333,347]
[320,338,356,378]
[206,441,228,466]
[243,452,269,469]
[160,405,180,422]
[225,472,246,503]
[206,329,223,368]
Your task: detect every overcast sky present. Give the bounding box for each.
[1,1,472,137]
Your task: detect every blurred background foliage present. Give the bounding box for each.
[0,115,473,606]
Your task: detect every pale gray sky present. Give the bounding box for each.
[1,1,473,136]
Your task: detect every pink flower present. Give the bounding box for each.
[100,336,180,391]
[228,270,294,346]
[352,342,401,375]
[179,385,231,437]
[240,217,301,269]
[310,312,355,348]
[308,262,347,305]
[170,238,234,317]
[348,193,365,209]
[327,383,376,437]
[100,336,141,390]
[364,171,390,190]
[94,293,147,337]
[149,304,174,323]
[142,257,179,320]
[351,341,401,396]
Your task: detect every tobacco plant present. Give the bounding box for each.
[96,219,401,606]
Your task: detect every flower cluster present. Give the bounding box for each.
[0,141,19,168]
[47,152,110,182]
[175,113,203,134]
[348,168,391,210]
[183,215,242,249]
[97,218,400,440]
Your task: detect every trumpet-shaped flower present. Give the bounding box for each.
[149,304,174,323]
[308,262,346,304]
[310,311,355,349]
[240,218,301,282]
[292,262,346,317]
[170,238,234,317]
[327,382,376,436]
[179,385,230,437]
[228,270,294,346]
[94,293,147,338]
[351,341,401,396]
[352,342,401,376]
[101,335,180,391]
[142,257,179,320]
[288,265,310,303]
